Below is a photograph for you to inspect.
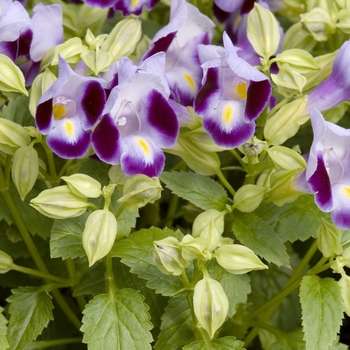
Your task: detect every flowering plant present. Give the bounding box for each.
[1,0,350,349]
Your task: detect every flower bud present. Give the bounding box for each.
[247,3,281,60]
[51,38,88,66]
[240,137,268,164]
[317,219,343,258]
[61,173,101,198]
[342,246,350,268]
[81,48,114,76]
[283,23,316,52]
[0,119,31,155]
[108,164,129,188]
[0,250,13,274]
[180,234,208,261]
[267,146,307,171]
[214,244,268,274]
[117,174,162,212]
[193,274,228,339]
[153,237,190,276]
[192,210,225,239]
[234,184,268,213]
[12,145,39,201]
[82,209,117,266]
[337,9,350,35]
[338,274,350,316]
[30,185,89,219]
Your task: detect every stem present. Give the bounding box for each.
[230,149,248,170]
[40,139,58,181]
[165,193,179,227]
[105,253,117,294]
[58,159,74,178]
[24,337,82,350]
[216,169,235,197]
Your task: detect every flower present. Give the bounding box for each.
[194,32,271,148]
[92,53,179,177]
[35,56,106,158]
[306,108,350,229]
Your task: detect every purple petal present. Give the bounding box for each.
[114,0,159,15]
[245,79,272,121]
[143,32,176,61]
[330,183,350,229]
[84,0,116,8]
[36,99,53,134]
[91,114,122,164]
[121,136,165,177]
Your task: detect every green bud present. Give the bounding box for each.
[0,119,31,155]
[0,54,28,95]
[117,174,162,212]
[12,145,39,201]
[331,256,347,274]
[61,173,101,198]
[102,183,117,200]
[51,38,88,66]
[193,273,229,339]
[24,127,42,140]
[283,22,316,52]
[342,246,350,268]
[101,18,141,61]
[267,145,307,171]
[247,3,281,60]
[81,48,114,76]
[30,185,89,219]
[108,164,129,188]
[336,9,350,34]
[214,244,268,274]
[180,234,208,261]
[153,237,190,276]
[240,137,268,164]
[82,209,117,266]
[338,274,350,316]
[264,95,308,145]
[234,184,268,213]
[192,209,225,239]
[317,219,343,258]
[322,102,349,124]
[0,250,13,274]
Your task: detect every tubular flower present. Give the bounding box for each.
[142,0,214,106]
[194,32,271,148]
[306,108,350,230]
[92,53,179,177]
[35,56,106,159]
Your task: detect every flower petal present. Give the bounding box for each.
[331,183,350,229]
[36,98,53,134]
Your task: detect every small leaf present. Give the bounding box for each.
[81,290,153,350]
[300,276,343,350]
[268,329,305,350]
[160,171,228,211]
[183,336,245,350]
[233,213,289,266]
[7,287,53,350]
[111,227,184,296]
[0,307,9,350]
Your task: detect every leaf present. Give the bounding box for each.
[268,329,305,350]
[299,276,343,350]
[154,296,194,350]
[7,287,54,350]
[79,158,110,186]
[0,307,9,350]
[183,336,245,350]
[233,213,289,266]
[50,212,88,260]
[111,227,184,296]
[1,94,34,126]
[81,289,153,350]
[160,171,228,211]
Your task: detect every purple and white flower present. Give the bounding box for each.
[92,53,179,177]
[194,32,271,148]
[35,57,106,159]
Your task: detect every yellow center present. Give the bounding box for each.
[236,82,247,100]
[65,121,74,137]
[344,186,350,198]
[137,138,150,155]
[53,104,67,120]
[183,73,196,90]
[222,104,233,124]
[131,0,138,9]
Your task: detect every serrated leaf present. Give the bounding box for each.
[50,212,87,260]
[154,296,194,350]
[233,213,289,266]
[7,287,54,350]
[81,289,153,350]
[160,171,228,211]
[111,227,184,296]
[183,336,245,350]
[0,307,9,350]
[268,329,305,350]
[300,276,343,350]
[1,94,34,126]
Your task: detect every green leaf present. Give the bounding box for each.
[79,158,110,186]
[1,94,34,126]
[154,296,194,350]
[233,213,289,266]
[111,227,184,296]
[7,287,54,350]
[50,212,88,260]
[183,336,245,350]
[160,171,228,211]
[267,329,305,350]
[299,276,344,350]
[81,289,153,350]
[0,307,9,350]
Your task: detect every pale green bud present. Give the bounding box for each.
[338,274,350,316]
[264,95,308,145]
[85,30,108,50]
[12,145,39,201]
[336,9,350,34]
[24,127,42,140]
[180,234,208,261]
[193,273,228,339]
[118,174,162,212]
[282,23,316,52]
[186,127,227,153]
[240,137,268,164]
[300,7,335,41]
[0,54,27,95]
[30,185,89,219]
[101,18,141,61]
[322,102,349,124]
[336,0,350,9]
[331,256,347,274]
[81,48,114,76]
[153,237,190,276]
[267,146,307,171]
[0,250,13,274]
[247,3,280,60]
[317,219,343,258]
[0,119,31,155]
[108,164,129,188]
[342,247,350,268]
[82,209,117,266]
[61,173,101,198]
[192,210,225,239]
[102,183,117,199]
[51,38,88,66]
[214,244,268,274]
[234,184,268,213]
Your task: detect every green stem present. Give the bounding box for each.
[165,193,179,227]
[40,139,58,181]
[230,149,248,170]
[216,169,235,197]
[105,253,117,294]
[58,159,74,178]
[24,337,82,350]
